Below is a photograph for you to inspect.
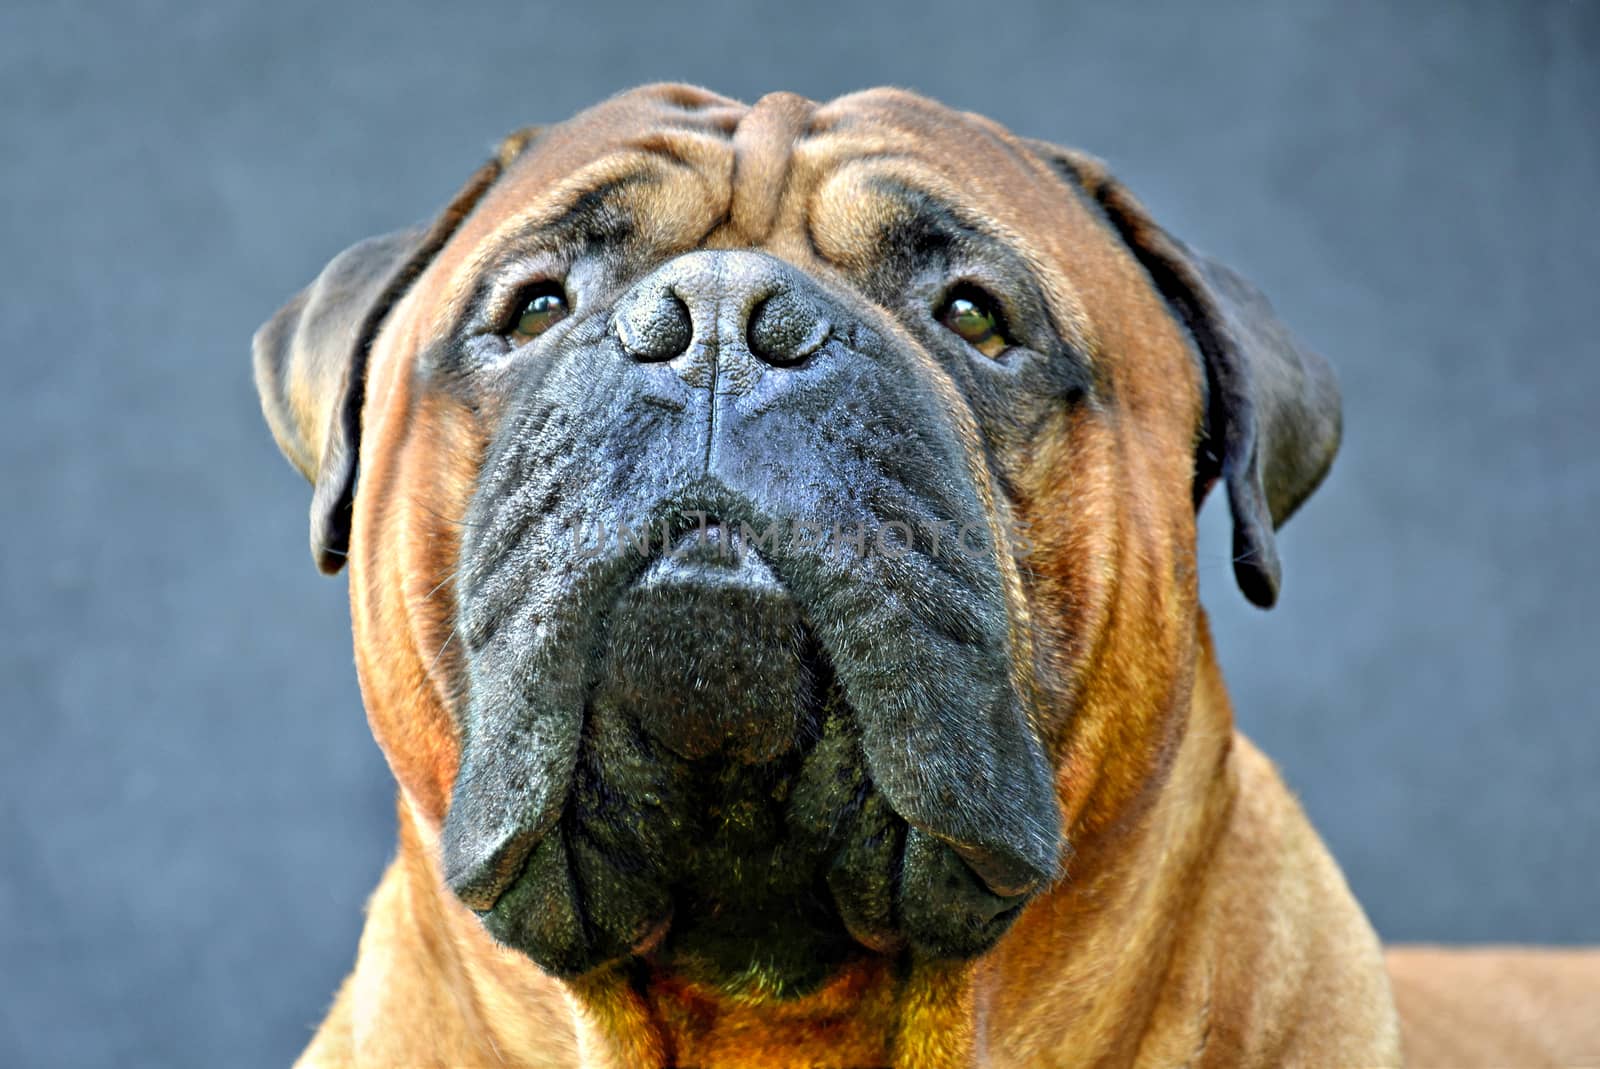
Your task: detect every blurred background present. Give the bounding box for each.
[3,1,1596,1064]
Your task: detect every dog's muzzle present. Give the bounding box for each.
[439,250,1062,988]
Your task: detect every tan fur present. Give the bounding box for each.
[1388,947,1600,1067]
[282,86,1595,1068]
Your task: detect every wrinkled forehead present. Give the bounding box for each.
[426,84,1124,348]
[436,86,741,276]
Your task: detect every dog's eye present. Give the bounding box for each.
[508,282,570,341]
[937,287,1009,358]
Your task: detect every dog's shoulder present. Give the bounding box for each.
[1388,945,1600,1067]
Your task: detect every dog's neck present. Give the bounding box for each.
[316,625,1248,1069]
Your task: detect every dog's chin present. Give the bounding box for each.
[449,524,1058,986]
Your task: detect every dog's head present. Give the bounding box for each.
[255,85,1338,995]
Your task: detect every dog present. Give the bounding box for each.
[254,85,1596,1067]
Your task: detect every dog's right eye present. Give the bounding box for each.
[936,285,1010,358]
[507,282,570,342]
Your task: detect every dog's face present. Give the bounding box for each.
[255,85,1339,996]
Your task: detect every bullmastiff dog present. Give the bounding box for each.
[254,85,1597,1067]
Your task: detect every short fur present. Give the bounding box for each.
[255,85,1595,1068]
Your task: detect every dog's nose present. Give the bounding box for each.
[614,250,831,369]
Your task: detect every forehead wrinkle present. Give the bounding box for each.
[622,124,738,182]
[428,152,726,336]
[814,92,1043,181]
[727,91,816,243]
[808,157,1098,360]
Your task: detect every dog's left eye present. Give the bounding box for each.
[936,287,1009,358]
[508,282,570,342]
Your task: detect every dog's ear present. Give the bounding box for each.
[1032,144,1341,608]
[253,128,540,573]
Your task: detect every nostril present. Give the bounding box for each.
[747,291,830,368]
[617,292,693,362]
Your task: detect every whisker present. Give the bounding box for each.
[426,624,460,678]
[421,566,463,605]
[410,496,482,529]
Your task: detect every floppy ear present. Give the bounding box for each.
[1033,144,1342,608]
[253,128,540,573]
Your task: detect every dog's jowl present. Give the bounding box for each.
[255,86,1399,1068]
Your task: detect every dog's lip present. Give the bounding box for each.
[635,521,784,593]
[454,826,542,913]
[446,469,1061,963]
[947,839,1047,899]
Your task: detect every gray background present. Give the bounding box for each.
[3,1,1596,1065]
